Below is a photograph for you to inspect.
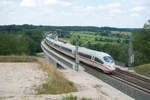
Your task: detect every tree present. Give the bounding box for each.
[0,33,29,55]
[132,20,150,65]
[22,29,43,55]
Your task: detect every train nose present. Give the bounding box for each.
[111,66,116,70]
[107,64,116,70]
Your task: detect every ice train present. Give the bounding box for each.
[45,34,116,73]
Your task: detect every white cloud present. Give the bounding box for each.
[85,2,121,12]
[44,0,72,6]
[0,1,16,6]
[109,9,124,16]
[61,12,73,16]
[131,0,150,5]
[107,2,120,8]
[130,13,139,17]
[20,0,71,7]
[20,0,37,7]
[85,6,102,11]
[44,0,57,4]
[131,6,146,12]
[83,2,122,16]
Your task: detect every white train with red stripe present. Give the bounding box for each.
[45,34,116,73]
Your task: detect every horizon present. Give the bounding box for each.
[0,24,141,29]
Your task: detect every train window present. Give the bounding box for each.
[45,41,50,47]
[56,44,60,47]
[79,52,91,59]
[54,44,57,47]
[95,57,104,64]
[61,46,72,52]
[103,56,114,63]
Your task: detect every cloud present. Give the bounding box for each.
[107,2,120,8]
[109,9,124,16]
[85,6,104,11]
[85,2,121,11]
[20,0,37,7]
[110,9,122,14]
[130,13,139,17]
[131,6,146,12]
[131,0,150,5]
[20,0,72,8]
[83,2,123,16]
[61,12,73,16]
[44,0,72,6]
[0,1,16,6]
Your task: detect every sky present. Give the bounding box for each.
[0,0,150,28]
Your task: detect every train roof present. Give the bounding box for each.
[78,47,110,58]
[46,36,111,58]
[47,37,75,50]
[65,43,75,50]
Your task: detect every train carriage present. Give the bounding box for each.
[45,34,116,73]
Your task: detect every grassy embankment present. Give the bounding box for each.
[36,59,77,94]
[134,63,150,77]
[0,56,37,62]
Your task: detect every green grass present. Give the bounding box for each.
[63,95,77,100]
[0,56,37,62]
[134,63,150,77]
[36,59,77,94]
[62,95,92,100]
[80,97,92,100]
[68,81,74,87]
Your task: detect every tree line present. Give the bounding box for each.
[0,24,139,33]
[0,29,42,55]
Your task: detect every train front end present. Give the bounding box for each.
[102,56,116,73]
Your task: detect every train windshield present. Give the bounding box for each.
[103,56,114,63]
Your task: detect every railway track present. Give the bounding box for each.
[116,68,150,83]
[111,69,150,94]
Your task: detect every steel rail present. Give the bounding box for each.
[116,68,150,83]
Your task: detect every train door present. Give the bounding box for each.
[92,56,97,68]
[91,56,95,61]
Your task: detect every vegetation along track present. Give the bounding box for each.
[111,69,150,94]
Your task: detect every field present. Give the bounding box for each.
[111,31,131,34]
[61,31,129,46]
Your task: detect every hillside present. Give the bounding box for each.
[134,64,150,77]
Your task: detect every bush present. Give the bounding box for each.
[63,95,77,100]
[80,97,92,100]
